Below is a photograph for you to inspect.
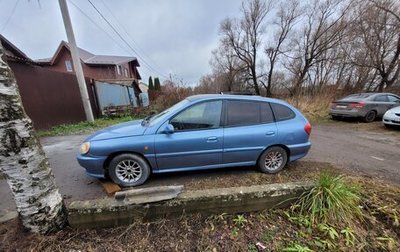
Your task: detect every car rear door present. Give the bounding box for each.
[154,100,223,171]
[222,100,277,165]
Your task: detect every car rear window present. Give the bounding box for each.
[225,101,274,127]
[271,103,295,121]
[344,93,371,99]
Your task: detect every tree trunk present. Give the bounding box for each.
[0,42,66,233]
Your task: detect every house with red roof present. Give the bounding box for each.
[37,40,141,81]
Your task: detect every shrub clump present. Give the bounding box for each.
[296,172,363,225]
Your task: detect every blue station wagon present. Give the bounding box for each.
[77,94,312,187]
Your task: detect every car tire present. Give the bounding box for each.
[258,146,288,174]
[331,115,340,120]
[108,153,150,187]
[364,110,376,123]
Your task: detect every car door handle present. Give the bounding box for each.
[265,131,276,136]
[206,136,218,142]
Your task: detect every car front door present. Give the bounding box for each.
[222,100,278,165]
[154,100,223,171]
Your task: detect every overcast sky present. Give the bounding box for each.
[0,0,243,85]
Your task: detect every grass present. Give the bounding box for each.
[295,172,363,225]
[36,115,139,137]
[0,171,399,251]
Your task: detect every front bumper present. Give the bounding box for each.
[77,153,107,178]
[383,115,400,126]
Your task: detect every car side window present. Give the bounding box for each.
[270,103,295,121]
[374,95,389,102]
[170,100,222,131]
[387,95,400,102]
[225,100,274,127]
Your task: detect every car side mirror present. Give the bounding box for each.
[163,124,175,134]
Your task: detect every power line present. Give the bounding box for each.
[86,0,170,79]
[69,0,132,55]
[1,0,20,33]
[99,0,167,74]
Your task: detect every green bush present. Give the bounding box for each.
[296,172,363,225]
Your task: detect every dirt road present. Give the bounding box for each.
[1,122,399,214]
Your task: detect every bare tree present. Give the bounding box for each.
[210,44,245,92]
[347,0,400,91]
[220,0,272,95]
[0,42,66,233]
[264,0,300,96]
[287,0,350,95]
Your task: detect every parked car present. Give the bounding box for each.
[77,94,312,187]
[383,106,400,128]
[329,92,400,122]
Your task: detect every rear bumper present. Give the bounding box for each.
[76,154,107,179]
[329,109,365,117]
[287,142,311,162]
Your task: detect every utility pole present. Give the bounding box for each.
[58,0,94,122]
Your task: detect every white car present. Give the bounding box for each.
[383,106,400,127]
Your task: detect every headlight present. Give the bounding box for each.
[79,142,90,154]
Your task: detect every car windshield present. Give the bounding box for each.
[142,99,190,126]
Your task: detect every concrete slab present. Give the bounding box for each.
[115,185,184,203]
[68,181,313,229]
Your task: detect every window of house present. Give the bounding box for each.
[124,68,129,77]
[65,60,73,72]
[170,101,222,131]
[270,103,296,121]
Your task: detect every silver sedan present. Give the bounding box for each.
[329,92,400,122]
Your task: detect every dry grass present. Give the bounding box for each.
[285,93,334,123]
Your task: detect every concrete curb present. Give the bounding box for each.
[68,181,313,229]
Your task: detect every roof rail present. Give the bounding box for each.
[220,91,256,95]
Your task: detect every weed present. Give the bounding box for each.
[231,227,239,237]
[247,243,258,252]
[262,229,276,243]
[312,237,336,250]
[340,227,356,246]
[233,214,248,228]
[283,242,313,252]
[317,223,339,240]
[296,172,363,225]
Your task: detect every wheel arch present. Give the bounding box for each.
[103,151,153,172]
[257,144,291,165]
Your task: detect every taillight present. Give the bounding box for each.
[304,122,312,136]
[350,102,365,109]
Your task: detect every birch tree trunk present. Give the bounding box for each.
[0,42,66,233]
